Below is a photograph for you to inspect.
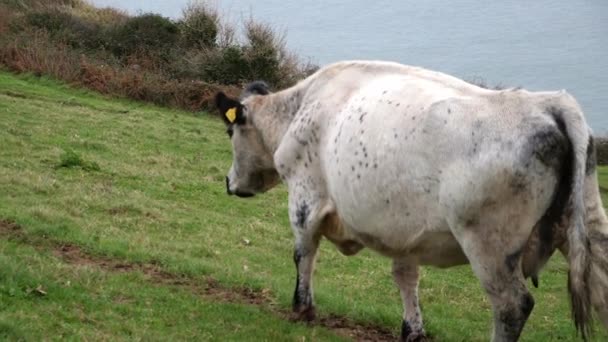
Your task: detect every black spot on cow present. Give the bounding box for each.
[352,166,355,171]
[359,112,367,123]
[465,215,480,227]
[382,90,388,94]
[385,199,390,204]
[533,107,574,272]
[521,292,535,316]
[373,163,378,169]
[412,116,416,120]
[401,320,413,341]
[497,292,534,340]
[526,124,568,171]
[296,154,301,160]
[295,202,310,229]
[447,108,452,114]
[510,171,528,194]
[292,249,315,320]
[396,103,400,107]
[505,248,523,272]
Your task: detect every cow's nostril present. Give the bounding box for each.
[225,176,233,195]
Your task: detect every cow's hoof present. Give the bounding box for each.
[290,305,316,322]
[400,321,427,342]
[404,332,428,342]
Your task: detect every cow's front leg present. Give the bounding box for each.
[288,190,329,321]
[292,232,320,321]
[392,259,426,341]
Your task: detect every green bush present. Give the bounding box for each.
[108,13,180,61]
[26,10,71,32]
[25,9,105,50]
[1,0,316,111]
[178,3,218,49]
[1,0,82,11]
[201,46,249,85]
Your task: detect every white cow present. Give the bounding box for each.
[215,61,608,341]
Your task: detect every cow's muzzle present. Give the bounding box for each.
[225,176,254,198]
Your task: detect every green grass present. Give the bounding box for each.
[0,71,606,341]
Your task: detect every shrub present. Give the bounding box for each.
[0,0,83,11]
[108,13,180,61]
[242,20,281,85]
[0,0,316,113]
[200,46,249,85]
[0,29,81,81]
[25,9,105,50]
[71,4,128,26]
[0,4,13,35]
[26,9,72,31]
[179,2,218,49]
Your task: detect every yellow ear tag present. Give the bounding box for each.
[226,107,237,123]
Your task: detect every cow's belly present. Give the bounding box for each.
[326,198,468,266]
[327,175,466,265]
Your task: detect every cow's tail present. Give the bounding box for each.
[550,92,593,340]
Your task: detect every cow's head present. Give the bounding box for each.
[215,82,280,197]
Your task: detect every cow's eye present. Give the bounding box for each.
[226,127,234,138]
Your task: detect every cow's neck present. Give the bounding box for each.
[251,81,310,155]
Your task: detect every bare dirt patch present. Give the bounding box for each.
[0,218,23,234]
[0,218,399,341]
[318,314,397,342]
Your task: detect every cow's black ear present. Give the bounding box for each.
[215,92,245,125]
[239,81,271,100]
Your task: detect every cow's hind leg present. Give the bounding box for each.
[454,225,535,342]
[392,259,426,341]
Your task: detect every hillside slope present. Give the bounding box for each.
[1,72,607,341]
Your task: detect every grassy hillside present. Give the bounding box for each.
[1,72,607,341]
